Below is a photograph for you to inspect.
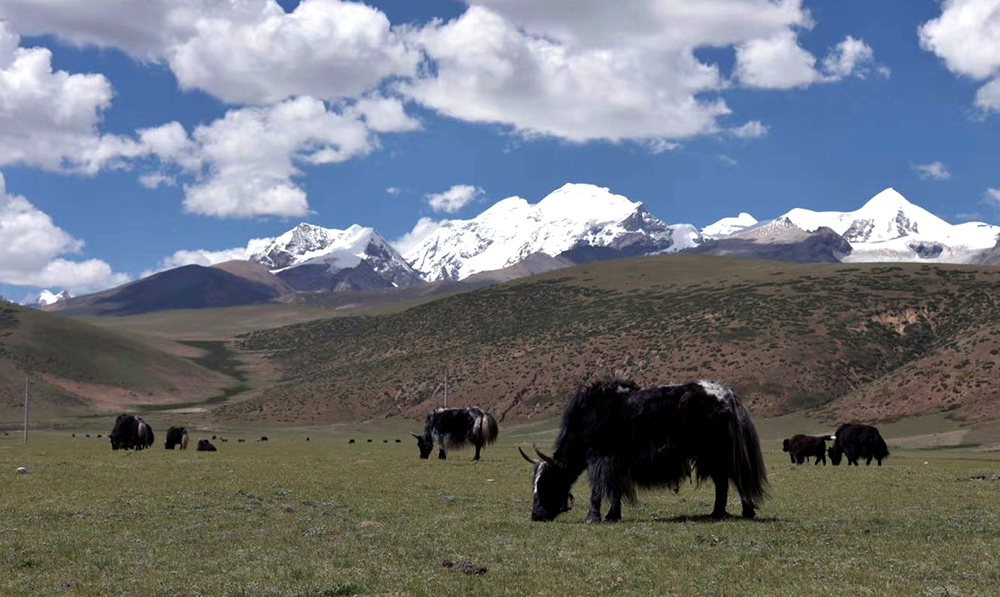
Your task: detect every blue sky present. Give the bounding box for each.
[1,0,999,300]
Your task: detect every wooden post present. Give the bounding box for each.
[23,378,29,444]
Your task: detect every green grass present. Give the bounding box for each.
[3,428,1000,596]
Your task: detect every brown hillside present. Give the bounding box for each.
[220,255,1000,425]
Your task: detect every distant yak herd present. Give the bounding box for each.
[96,375,890,525]
[782,424,889,467]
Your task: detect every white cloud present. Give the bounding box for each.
[167,0,420,104]
[718,154,739,167]
[404,6,729,144]
[919,0,1000,80]
[730,120,769,138]
[386,186,401,195]
[975,76,1000,112]
[920,0,1000,114]
[0,23,142,174]
[736,32,883,89]
[140,96,415,218]
[912,162,952,181]
[1,0,419,105]
[823,36,884,80]
[425,184,484,213]
[392,216,446,254]
[984,187,1000,206]
[0,173,129,292]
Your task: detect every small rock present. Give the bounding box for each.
[16,466,26,474]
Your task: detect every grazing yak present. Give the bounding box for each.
[521,379,767,522]
[165,427,189,450]
[782,434,831,465]
[413,406,499,461]
[829,424,889,466]
[197,439,217,452]
[110,414,155,450]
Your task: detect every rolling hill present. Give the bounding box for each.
[0,301,234,423]
[222,255,1000,425]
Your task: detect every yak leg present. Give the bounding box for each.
[604,489,622,522]
[877,458,883,466]
[711,474,729,519]
[438,448,447,460]
[866,456,873,466]
[473,442,482,461]
[586,488,603,524]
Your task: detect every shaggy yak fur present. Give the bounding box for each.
[520,379,768,523]
[413,407,499,460]
[110,414,155,451]
[782,434,831,465]
[164,426,189,450]
[828,423,889,466]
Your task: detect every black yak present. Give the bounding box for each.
[829,424,889,466]
[110,414,153,450]
[413,406,499,461]
[197,439,217,452]
[521,379,767,522]
[165,427,189,450]
[782,434,831,465]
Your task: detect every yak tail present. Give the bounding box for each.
[137,420,147,443]
[180,432,189,450]
[474,412,499,446]
[729,399,768,509]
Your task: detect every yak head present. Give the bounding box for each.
[782,439,790,452]
[412,433,433,459]
[520,446,574,522]
[828,442,843,466]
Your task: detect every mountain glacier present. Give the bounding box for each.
[403,183,700,282]
[249,223,422,289]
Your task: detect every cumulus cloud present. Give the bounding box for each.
[425,184,484,213]
[912,162,952,181]
[385,186,401,195]
[167,0,420,104]
[0,173,129,291]
[730,120,770,138]
[736,33,883,89]
[0,0,419,105]
[920,0,1000,113]
[392,216,446,254]
[0,23,142,173]
[138,96,417,218]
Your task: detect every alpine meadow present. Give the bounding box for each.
[4,1,1000,596]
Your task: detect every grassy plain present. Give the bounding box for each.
[3,424,1000,597]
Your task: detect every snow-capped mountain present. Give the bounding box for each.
[404,183,701,282]
[778,188,1000,263]
[27,289,72,307]
[701,213,758,238]
[249,223,422,289]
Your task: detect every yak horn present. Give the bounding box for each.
[533,444,556,465]
[518,446,538,465]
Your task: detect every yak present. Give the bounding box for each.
[413,406,499,461]
[110,414,153,450]
[197,439,217,452]
[520,379,767,523]
[165,426,189,450]
[782,434,831,465]
[829,423,888,466]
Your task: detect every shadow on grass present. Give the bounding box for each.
[647,514,784,524]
